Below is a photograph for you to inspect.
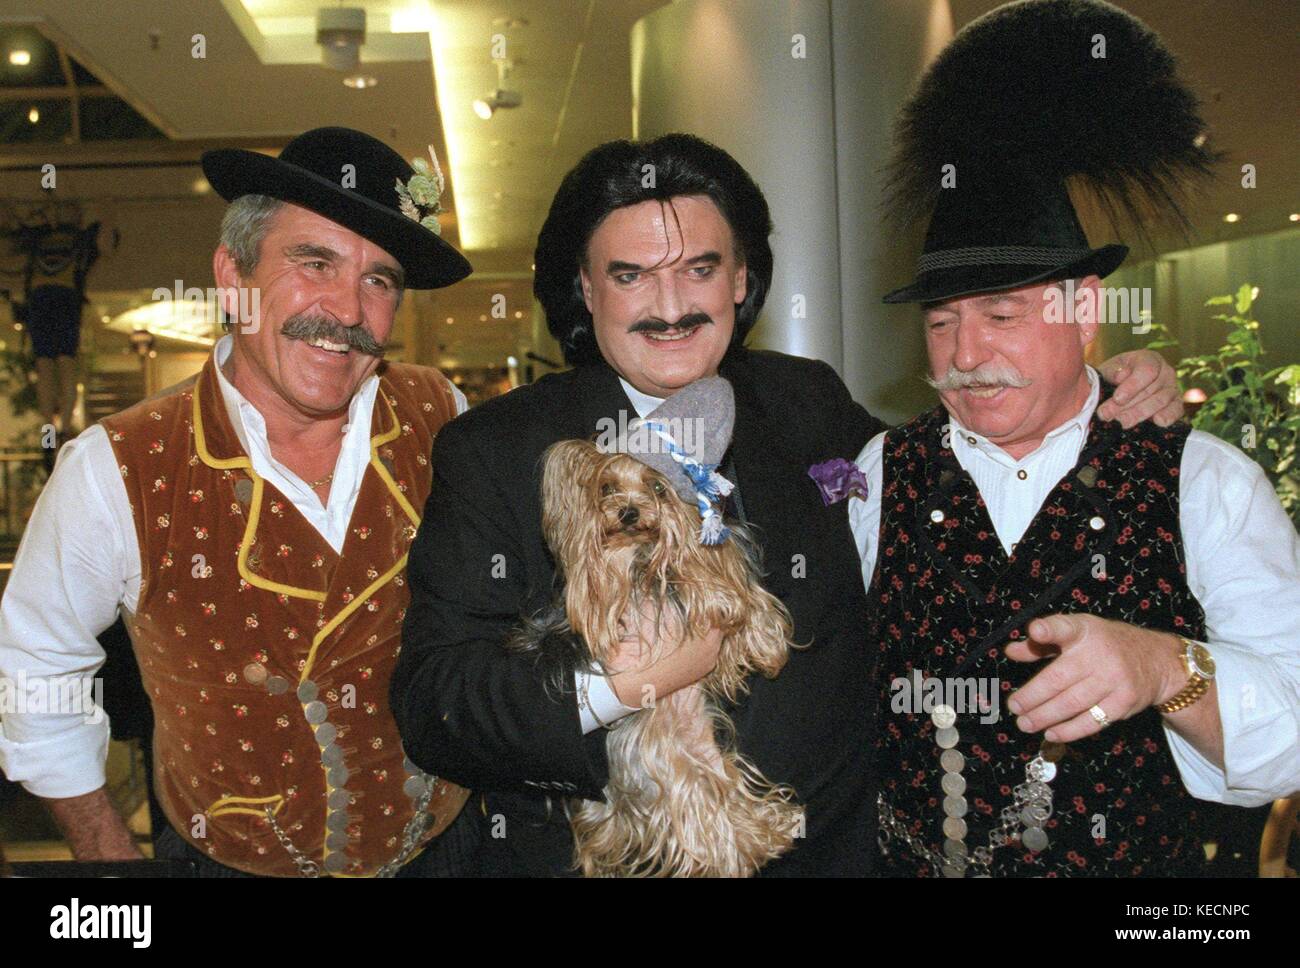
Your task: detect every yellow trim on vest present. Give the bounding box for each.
[297,390,422,683]
[238,472,329,602]
[191,378,251,471]
[192,374,330,603]
[370,391,421,527]
[208,793,285,819]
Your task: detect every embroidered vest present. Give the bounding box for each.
[101,355,469,876]
[871,389,1206,877]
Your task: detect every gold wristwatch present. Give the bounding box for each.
[1155,637,1215,715]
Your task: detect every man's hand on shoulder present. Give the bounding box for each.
[1096,349,1183,428]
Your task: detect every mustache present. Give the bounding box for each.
[627,312,713,335]
[281,314,386,357]
[925,363,1033,392]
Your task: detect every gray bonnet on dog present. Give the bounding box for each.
[600,377,736,545]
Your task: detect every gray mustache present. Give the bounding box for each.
[281,315,385,357]
[925,364,1033,392]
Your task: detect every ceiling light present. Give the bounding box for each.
[9,49,31,66]
[472,88,522,120]
[27,106,39,124]
[191,177,211,195]
[343,74,378,89]
[473,60,522,119]
[317,7,366,72]
[1289,214,1299,222]
[1223,213,1240,223]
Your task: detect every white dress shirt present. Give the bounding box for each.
[0,336,466,797]
[850,366,1300,807]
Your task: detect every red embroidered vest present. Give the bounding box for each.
[101,355,469,876]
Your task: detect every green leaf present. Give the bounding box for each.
[1272,364,1300,387]
[1204,294,1235,306]
[1235,283,1255,315]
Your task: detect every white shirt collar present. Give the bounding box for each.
[618,375,666,419]
[947,365,1101,466]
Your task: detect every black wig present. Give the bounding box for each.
[533,133,774,366]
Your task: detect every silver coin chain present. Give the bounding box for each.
[263,777,440,879]
[877,702,1060,878]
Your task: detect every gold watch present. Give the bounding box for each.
[1155,638,1215,715]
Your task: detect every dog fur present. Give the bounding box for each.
[512,438,803,877]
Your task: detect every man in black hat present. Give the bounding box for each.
[853,0,1300,877]
[0,127,476,876]
[391,132,1181,875]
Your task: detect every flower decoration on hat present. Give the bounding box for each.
[395,144,446,236]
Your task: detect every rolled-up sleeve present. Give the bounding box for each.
[1165,432,1300,806]
[0,427,134,798]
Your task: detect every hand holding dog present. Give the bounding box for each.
[608,604,723,708]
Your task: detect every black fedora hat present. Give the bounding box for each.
[882,0,1215,306]
[883,174,1129,304]
[201,126,472,289]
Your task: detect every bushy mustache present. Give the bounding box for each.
[628,312,713,335]
[926,363,1033,392]
[281,314,385,357]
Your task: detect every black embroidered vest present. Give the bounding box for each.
[871,387,1206,877]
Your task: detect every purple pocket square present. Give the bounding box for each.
[808,458,869,507]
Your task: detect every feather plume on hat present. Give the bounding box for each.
[884,0,1219,237]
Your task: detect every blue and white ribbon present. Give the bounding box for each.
[641,420,733,545]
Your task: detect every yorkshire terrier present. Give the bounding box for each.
[513,437,803,877]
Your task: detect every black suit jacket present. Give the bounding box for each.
[392,348,887,875]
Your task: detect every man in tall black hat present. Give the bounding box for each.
[853,0,1300,876]
[392,127,1182,875]
[0,127,477,876]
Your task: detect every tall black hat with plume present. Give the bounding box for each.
[882,0,1216,304]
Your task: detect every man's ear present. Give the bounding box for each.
[732,263,747,305]
[1075,275,1102,347]
[212,245,244,320]
[578,264,594,313]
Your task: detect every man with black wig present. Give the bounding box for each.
[392,133,1181,875]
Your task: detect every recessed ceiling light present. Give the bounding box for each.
[9,49,31,66]
[344,74,378,89]
[27,106,39,124]
[445,317,454,324]
[1223,213,1240,223]
[479,314,487,322]
[1289,213,1299,222]
[192,177,211,195]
